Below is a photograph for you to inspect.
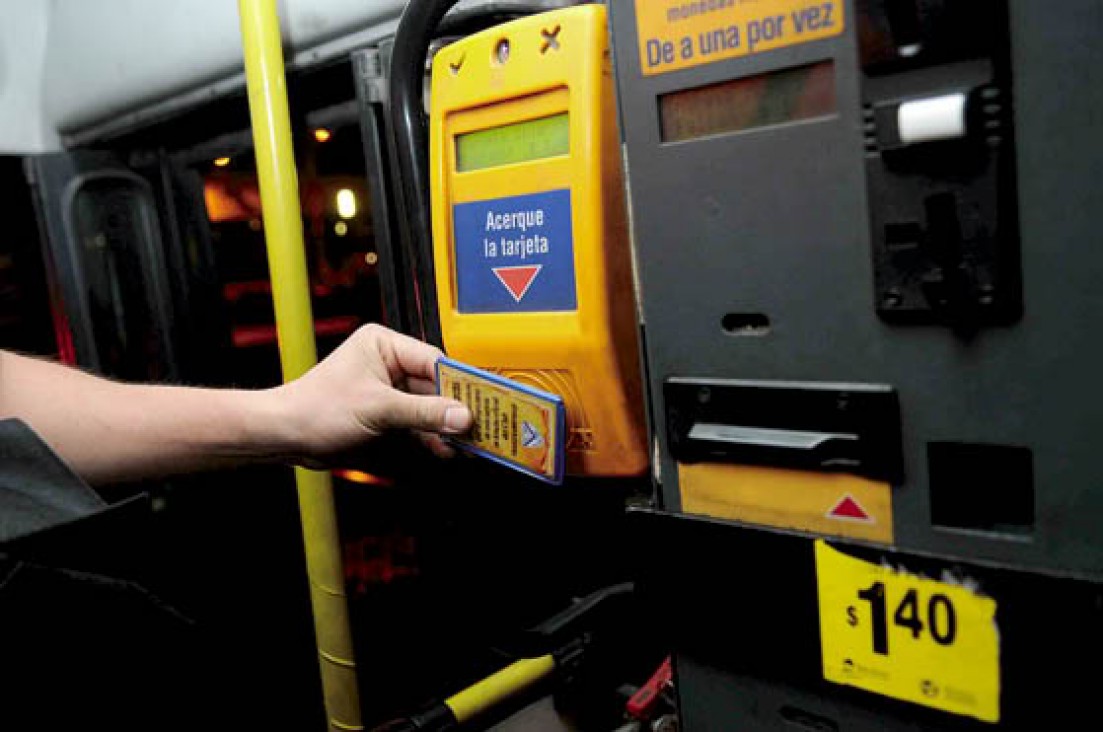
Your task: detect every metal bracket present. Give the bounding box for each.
[352,48,388,105]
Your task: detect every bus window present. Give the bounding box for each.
[198,115,383,388]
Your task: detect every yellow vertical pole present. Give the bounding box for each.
[237,1,362,729]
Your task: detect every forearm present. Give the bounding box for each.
[0,351,298,485]
[0,326,470,485]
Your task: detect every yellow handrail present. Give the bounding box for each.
[445,655,557,724]
[237,1,362,729]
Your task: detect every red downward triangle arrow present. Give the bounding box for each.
[493,265,542,303]
[827,494,874,522]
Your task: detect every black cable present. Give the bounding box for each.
[388,0,463,347]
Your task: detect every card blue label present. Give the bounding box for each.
[453,188,577,313]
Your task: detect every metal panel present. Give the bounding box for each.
[353,43,419,336]
[610,0,1103,578]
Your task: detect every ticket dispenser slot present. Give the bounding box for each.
[667,379,903,483]
[429,5,648,477]
[667,379,902,545]
[859,0,1021,330]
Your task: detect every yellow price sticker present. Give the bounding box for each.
[815,541,1000,723]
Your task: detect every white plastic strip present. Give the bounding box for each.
[897,92,968,145]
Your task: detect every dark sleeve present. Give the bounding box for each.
[0,421,236,730]
[0,418,106,543]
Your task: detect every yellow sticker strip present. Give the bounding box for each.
[678,463,894,545]
[437,358,565,483]
[635,0,845,76]
[815,541,1000,723]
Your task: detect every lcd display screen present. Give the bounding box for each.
[456,113,570,172]
[660,61,836,142]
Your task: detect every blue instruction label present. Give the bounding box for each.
[453,188,577,313]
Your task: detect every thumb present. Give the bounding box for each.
[376,391,473,434]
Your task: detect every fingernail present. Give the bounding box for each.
[443,406,472,433]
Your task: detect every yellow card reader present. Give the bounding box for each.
[429,5,648,477]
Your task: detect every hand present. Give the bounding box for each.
[274,324,472,469]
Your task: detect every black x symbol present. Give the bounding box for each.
[541,25,561,53]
